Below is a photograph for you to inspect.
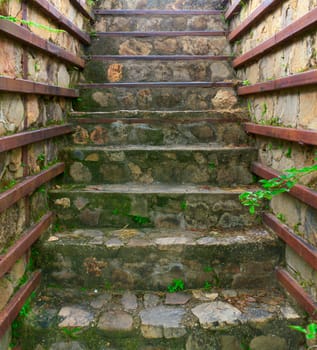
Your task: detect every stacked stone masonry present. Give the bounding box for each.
[0,0,90,348]
[228,0,317,305]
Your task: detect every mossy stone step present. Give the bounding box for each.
[38,227,282,291]
[86,34,230,56]
[20,287,303,350]
[82,58,234,83]
[71,118,249,147]
[61,145,256,186]
[95,0,227,11]
[49,184,260,229]
[73,86,237,112]
[95,13,225,32]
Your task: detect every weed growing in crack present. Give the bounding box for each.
[167,279,185,293]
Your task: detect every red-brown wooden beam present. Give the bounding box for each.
[276,268,317,319]
[70,0,95,21]
[0,77,78,98]
[264,213,317,271]
[225,0,243,20]
[95,9,223,15]
[96,30,228,37]
[29,0,91,45]
[238,70,317,95]
[229,0,282,42]
[0,212,53,279]
[0,271,41,338]
[233,7,317,68]
[0,163,65,214]
[252,162,317,210]
[0,125,74,153]
[244,123,317,146]
[0,20,85,68]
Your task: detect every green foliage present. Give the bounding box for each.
[289,323,317,340]
[167,279,184,293]
[285,147,292,158]
[261,103,267,117]
[180,201,187,210]
[242,79,251,86]
[61,327,82,339]
[240,161,317,214]
[129,215,151,225]
[0,15,65,33]
[208,162,216,170]
[203,266,220,288]
[203,281,212,291]
[0,179,16,192]
[276,213,286,223]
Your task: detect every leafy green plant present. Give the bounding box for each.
[242,79,251,86]
[129,215,151,225]
[61,327,82,339]
[276,213,286,223]
[239,160,317,214]
[180,201,187,210]
[167,279,184,293]
[285,147,292,158]
[289,323,317,343]
[203,281,212,291]
[261,103,267,117]
[208,162,216,170]
[203,266,220,288]
[0,15,65,33]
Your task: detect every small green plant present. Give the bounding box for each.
[203,266,220,288]
[61,327,82,339]
[167,279,184,293]
[180,201,187,210]
[0,15,65,33]
[0,179,17,191]
[242,79,251,86]
[261,103,268,117]
[285,147,292,158]
[208,162,216,170]
[289,323,317,346]
[130,215,151,225]
[240,160,317,214]
[276,213,286,223]
[203,281,212,291]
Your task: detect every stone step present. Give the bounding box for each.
[82,58,234,83]
[39,226,282,291]
[94,12,226,32]
[61,145,256,186]
[50,184,259,229]
[20,287,303,350]
[71,117,249,147]
[73,85,238,112]
[87,34,230,56]
[95,0,228,10]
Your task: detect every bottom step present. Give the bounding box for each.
[20,287,304,350]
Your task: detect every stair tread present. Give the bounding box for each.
[48,226,276,247]
[94,9,224,15]
[51,183,258,193]
[95,30,228,36]
[65,144,254,151]
[26,286,301,342]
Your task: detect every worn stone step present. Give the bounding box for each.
[87,34,230,56]
[20,286,303,350]
[71,117,249,146]
[73,86,238,112]
[94,12,226,32]
[50,184,260,229]
[82,58,234,83]
[39,226,282,291]
[61,145,256,186]
[95,0,228,10]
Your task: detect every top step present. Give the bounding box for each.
[96,0,229,11]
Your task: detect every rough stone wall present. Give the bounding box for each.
[0,0,89,348]
[229,0,317,300]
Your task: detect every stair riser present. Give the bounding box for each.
[50,191,258,229]
[62,148,255,186]
[74,87,237,112]
[71,120,249,146]
[83,59,234,83]
[95,15,226,32]
[41,239,282,290]
[96,0,228,10]
[87,36,231,55]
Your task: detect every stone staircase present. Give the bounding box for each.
[20,0,305,349]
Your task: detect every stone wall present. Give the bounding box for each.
[229,0,317,302]
[0,0,90,348]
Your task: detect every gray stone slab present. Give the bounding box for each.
[98,310,133,331]
[191,301,242,328]
[58,307,94,327]
[122,291,138,310]
[165,292,191,305]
